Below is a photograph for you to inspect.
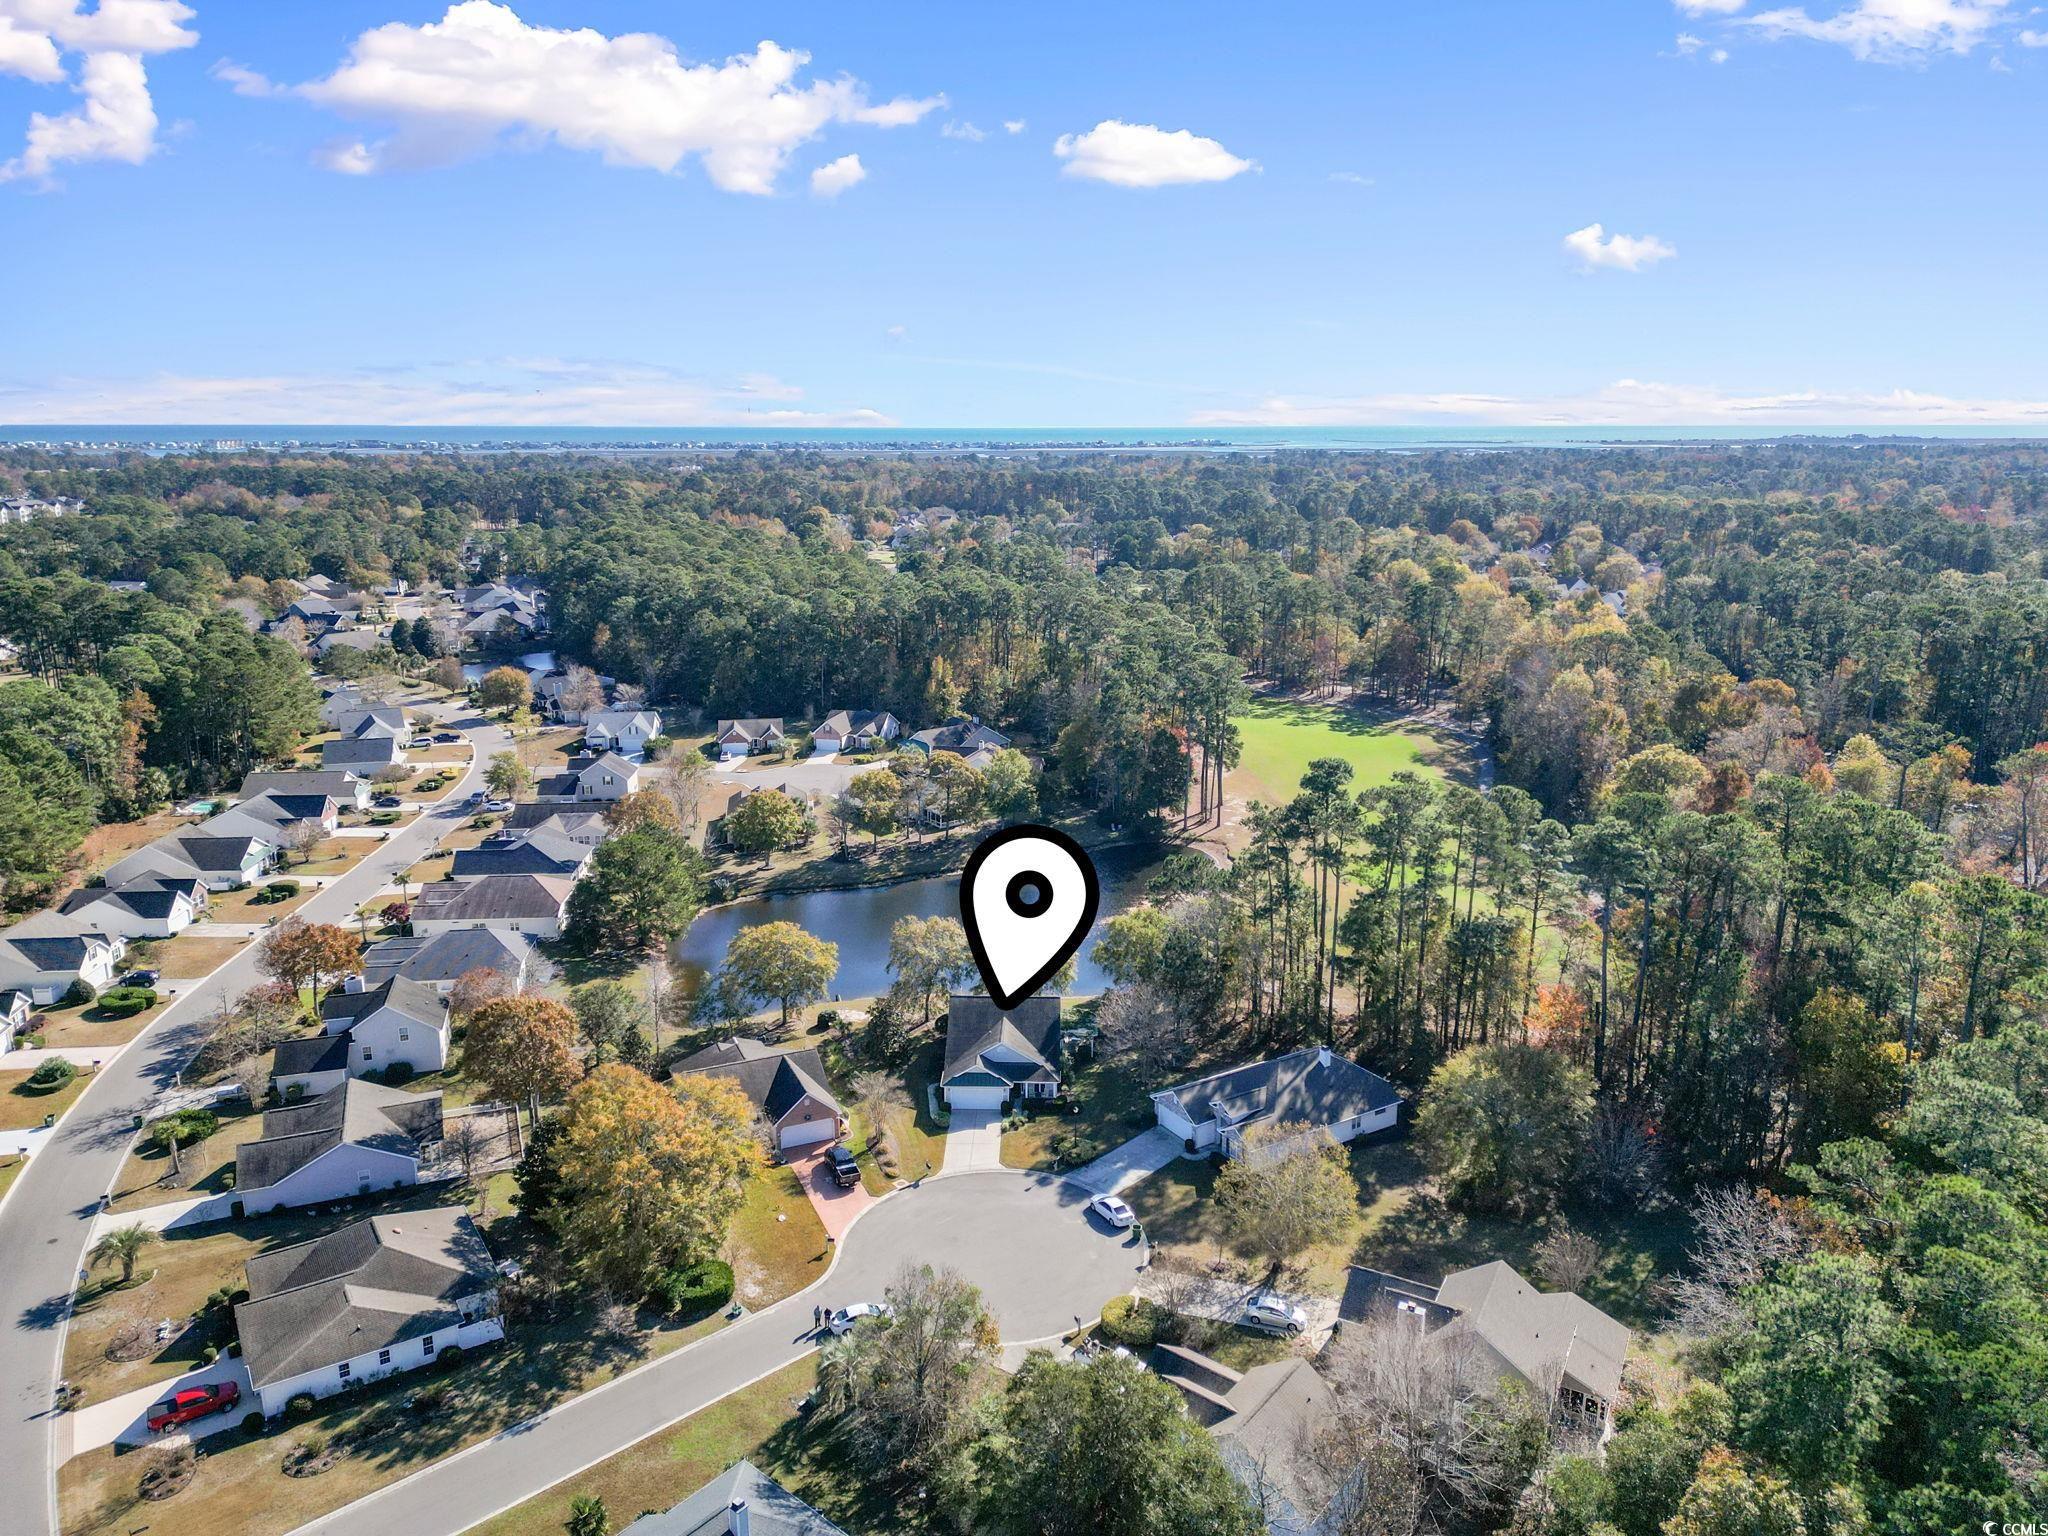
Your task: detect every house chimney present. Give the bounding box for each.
[729,1497,751,1536]
[1316,1046,1332,1070]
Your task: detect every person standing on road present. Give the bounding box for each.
[813,1304,823,1333]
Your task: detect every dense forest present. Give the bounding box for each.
[2,440,2043,1532]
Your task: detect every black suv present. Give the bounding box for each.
[827,1144,861,1188]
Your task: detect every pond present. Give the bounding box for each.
[672,845,1166,1001]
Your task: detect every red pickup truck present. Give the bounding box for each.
[146,1381,240,1433]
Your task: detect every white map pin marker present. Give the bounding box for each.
[959,824,1101,1012]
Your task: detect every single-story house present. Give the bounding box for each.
[501,803,610,846]
[620,1458,851,1536]
[940,994,1062,1110]
[584,708,661,758]
[1340,1260,1632,1435]
[907,717,1011,768]
[59,875,207,939]
[274,977,449,1096]
[1152,1047,1402,1160]
[224,793,341,836]
[0,916,125,1005]
[1149,1343,1335,1536]
[287,594,342,623]
[101,831,277,892]
[234,1207,505,1416]
[409,874,574,939]
[459,582,532,615]
[335,705,407,739]
[315,627,391,659]
[240,768,371,811]
[360,929,531,994]
[0,988,32,1053]
[450,830,591,882]
[713,717,785,759]
[462,606,541,638]
[235,1079,445,1215]
[534,752,643,802]
[320,685,396,728]
[811,708,901,755]
[674,1040,846,1153]
[321,732,405,772]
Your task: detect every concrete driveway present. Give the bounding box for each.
[713,755,864,801]
[288,1170,1145,1536]
[60,1355,251,1458]
[941,1107,1004,1173]
[1067,1126,1184,1196]
[1135,1270,1341,1351]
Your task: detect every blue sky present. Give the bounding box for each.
[3,0,2045,427]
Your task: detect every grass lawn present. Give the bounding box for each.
[155,933,253,978]
[1228,697,1444,809]
[516,725,584,772]
[205,883,315,923]
[0,1067,93,1131]
[726,1157,832,1308]
[107,1103,267,1212]
[1125,1137,1691,1328]
[0,1153,22,1203]
[1001,1050,1155,1173]
[24,1002,157,1052]
[285,839,368,878]
[71,811,200,886]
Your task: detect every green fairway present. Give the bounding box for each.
[1230,697,1442,807]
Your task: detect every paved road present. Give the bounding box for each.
[290,1170,1146,1536]
[0,703,507,1536]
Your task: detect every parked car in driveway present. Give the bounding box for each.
[827,1144,861,1188]
[146,1381,239,1432]
[1241,1291,1308,1336]
[827,1302,891,1335]
[1088,1193,1136,1228]
[373,795,404,809]
[118,968,159,988]
[434,731,460,743]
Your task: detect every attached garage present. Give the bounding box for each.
[945,1080,1008,1111]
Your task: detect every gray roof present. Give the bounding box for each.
[578,751,640,783]
[361,929,529,988]
[321,976,446,1031]
[941,994,1062,1087]
[240,769,365,800]
[680,1046,841,1124]
[323,734,403,768]
[714,717,783,742]
[1155,1047,1401,1134]
[1149,1345,1333,1533]
[816,708,897,739]
[61,875,204,922]
[619,1459,850,1536]
[501,804,609,842]
[450,831,587,880]
[272,1032,351,1078]
[230,793,336,827]
[673,1037,780,1071]
[236,1080,443,1192]
[413,873,573,922]
[337,706,407,739]
[1340,1261,1631,1404]
[235,1207,498,1387]
[908,718,1010,757]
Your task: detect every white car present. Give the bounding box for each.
[1088,1193,1136,1228]
[827,1302,892,1336]
[1241,1291,1308,1337]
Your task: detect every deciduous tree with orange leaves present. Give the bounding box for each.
[255,919,362,1004]
[463,995,580,1124]
[548,1064,757,1295]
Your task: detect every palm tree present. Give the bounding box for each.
[90,1223,156,1285]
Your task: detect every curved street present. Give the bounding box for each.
[0,705,508,1536]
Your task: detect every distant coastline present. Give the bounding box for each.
[4,424,2048,456]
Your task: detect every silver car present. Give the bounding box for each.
[1241,1291,1308,1336]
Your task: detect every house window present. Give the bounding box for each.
[338,1361,351,1381]
[421,1335,435,1355]
[361,1047,373,1061]
[399,1029,410,1042]
[378,1349,391,1366]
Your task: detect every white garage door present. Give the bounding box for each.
[946,1084,1006,1110]
[780,1118,839,1151]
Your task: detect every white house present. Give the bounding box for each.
[0,916,125,1005]
[409,874,573,939]
[102,831,276,892]
[501,804,610,846]
[1152,1046,1402,1159]
[673,1040,847,1153]
[0,988,35,1053]
[712,717,785,760]
[939,994,1062,1110]
[59,876,207,939]
[239,769,371,811]
[235,1208,505,1416]
[273,977,449,1096]
[234,1079,445,1215]
[537,752,643,803]
[811,708,902,756]
[584,708,661,758]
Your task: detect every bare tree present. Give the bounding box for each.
[1668,1185,1811,1344]
[278,819,323,867]
[1532,1223,1602,1294]
[442,1115,495,1201]
[1095,982,1195,1085]
[1581,1105,1663,1208]
[654,753,713,840]
[847,1071,904,1161]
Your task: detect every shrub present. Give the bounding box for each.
[254,881,299,904]
[98,986,157,1016]
[380,1062,415,1086]
[434,1345,464,1370]
[25,1058,77,1091]
[285,1392,317,1419]
[369,811,400,826]
[60,978,96,1007]
[200,1344,219,1365]
[149,1108,218,1147]
[1097,1294,1166,1350]
[241,1411,265,1434]
[652,1259,735,1315]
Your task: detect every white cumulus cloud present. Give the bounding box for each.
[281,1,939,193]
[1190,379,2048,428]
[940,119,984,141]
[809,152,865,197]
[1675,0,1748,13]
[1002,118,1026,134]
[1052,119,1255,187]
[1738,0,2013,60]
[2018,26,2048,43]
[1564,222,1678,271]
[0,0,196,184]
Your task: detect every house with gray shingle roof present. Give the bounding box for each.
[449,830,591,882]
[101,830,277,891]
[940,994,1062,1110]
[907,717,1011,768]
[234,1207,504,1415]
[1340,1259,1632,1435]
[360,929,530,994]
[409,873,574,938]
[240,768,371,810]
[713,717,785,759]
[235,1079,444,1215]
[811,708,901,755]
[584,707,661,758]
[1149,1343,1335,1535]
[0,915,125,1005]
[674,1041,846,1153]
[273,977,449,1095]
[1152,1046,1402,1160]
[620,1459,851,1536]
[59,875,207,939]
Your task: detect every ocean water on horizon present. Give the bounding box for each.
[2,424,2044,453]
